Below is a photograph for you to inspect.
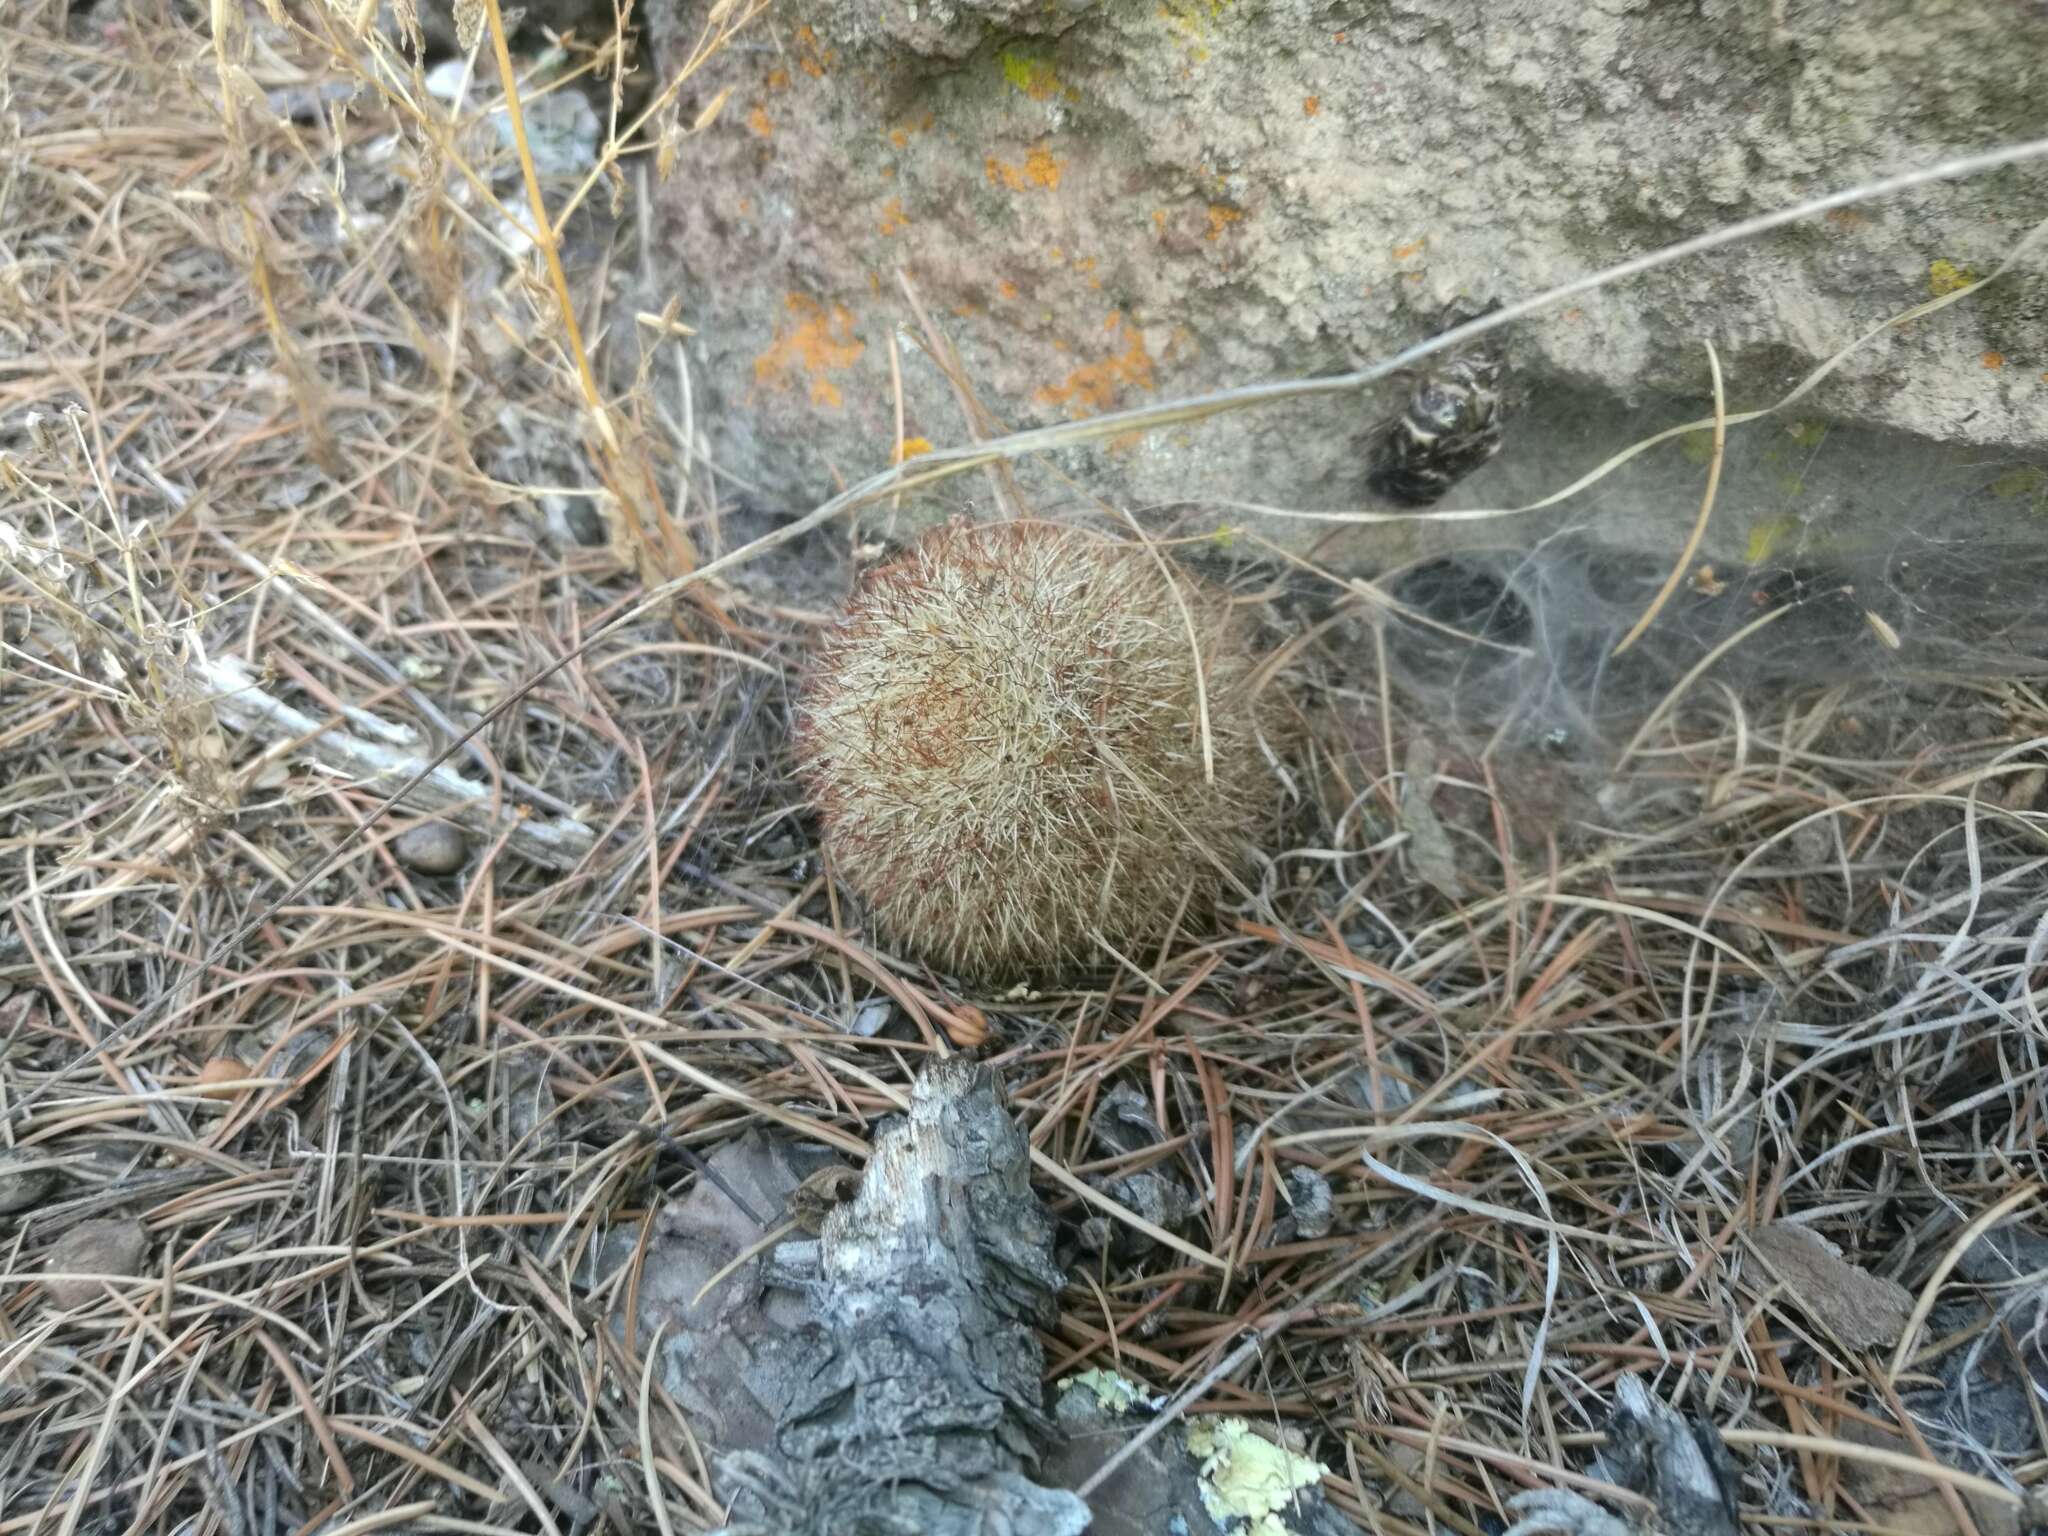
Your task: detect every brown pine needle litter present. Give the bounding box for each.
[3,3,2047,1534]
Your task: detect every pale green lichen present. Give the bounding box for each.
[1057,1368,1159,1414]
[1185,1417,1327,1536]
[1988,465,2047,502]
[1745,514,1805,563]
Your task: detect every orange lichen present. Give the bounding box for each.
[746,104,774,138]
[888,110,936,148]
[985,146,1064,191]
[1983,351,2005,369]
[1035,312,1156,416]
[766,67,790,91]
[754,294,864,408]
[1205,204,1242,241]
[1303,95,1320,116]
[997,279,1020,301]
[1392,236,1426,261]
[894,436,934,462]
[789,26,836,77]
[878,198,909,236]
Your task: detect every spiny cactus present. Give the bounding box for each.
[796,520,1271,981]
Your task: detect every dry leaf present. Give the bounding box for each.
[1834,1421,2021,1536]
[692,84,733,132]
[1399,735,1464,901]
[1749,1222,1913,1349]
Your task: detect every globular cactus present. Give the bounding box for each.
[796,520,1271,981]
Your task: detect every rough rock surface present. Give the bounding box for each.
[642,0,2048,569]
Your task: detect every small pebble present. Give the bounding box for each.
[394,822,468,875]
[0,1151,60,1216]
[563,500,607,546]
[44,1218,149,1307]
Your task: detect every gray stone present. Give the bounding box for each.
[0,1151,61,1217]
[43,1218,150,1308]
[394,821,469,875]
[641,0,2048,577]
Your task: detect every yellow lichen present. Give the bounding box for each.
[1928,258,1980,296]
[1159,0,1230,61]
[1000,48,1065,100]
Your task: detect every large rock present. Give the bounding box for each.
[643,0,2047,573]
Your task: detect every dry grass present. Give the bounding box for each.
[3,3,2045,1534]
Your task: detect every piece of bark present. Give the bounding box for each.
[1748,1221,1914,1350]
[623,1060,1361,1536]
[1505,1375,1738,1536]
[714,1057,1086,1536]
[1833,1420,2021,1536]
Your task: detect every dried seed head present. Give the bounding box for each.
[941,1004,990,1050]
[797,520,1272,980]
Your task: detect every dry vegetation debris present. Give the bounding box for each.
[1,2,2044,1534]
